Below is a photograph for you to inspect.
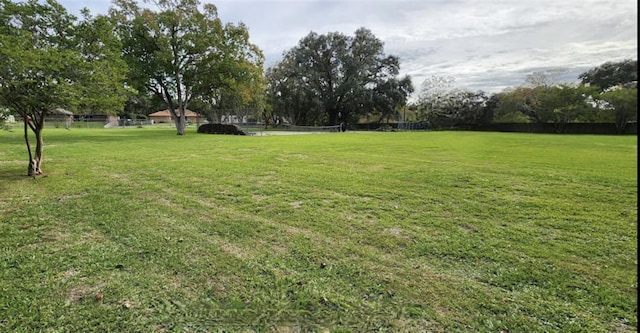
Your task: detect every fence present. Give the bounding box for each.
[465,122,638,135]
[40,118,156,129]
[352,122,637,134]
[29,118,637,135]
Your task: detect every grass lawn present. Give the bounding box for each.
[0,127,637,332]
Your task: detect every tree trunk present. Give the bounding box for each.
[157,84,186,135]
[175,117,185,135]
[328,108,339,126]
[339,110,349,131]
[34,128,44,174]
[615,115,627,134]
[24,117,44,176]
[175,107,186,135]
[28,156,43,176]
[24,119,33,176]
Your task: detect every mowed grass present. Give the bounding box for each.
[0,127,637,332]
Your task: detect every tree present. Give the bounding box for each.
[190,20,265,124]
[502,68,600,129]
[370,76,414,124]
[111,0,264,135]
[525,68,568,88]
[0,0,128,176]
[414,84,497,127]
[266,28,412,128]
[598,87,638,133]
[123,90,165,118]
[265,55,325,126]
[415,76,472,127]
[492,88,533,123]
[451,90,492,126]
[579,59,638,91]
[540,84,599,132]
[493,84,598,130]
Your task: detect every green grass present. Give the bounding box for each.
[0,127,637,332]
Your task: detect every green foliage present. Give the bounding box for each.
[598,87,638,133]
[0,1,128,116]
[123,91,166,117]
[490,62,637,130]
[415,76,492,127]
[266,28,412,127]
[0,0,128,175]
[539,85,599,131]
[0,129,636,331]
[492,84,599,130]
[579,59,638,91]
[111,0,264,135]
[0,0,81,116]
[370,76,414,124]
[73,13,131,114]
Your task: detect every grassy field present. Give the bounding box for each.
[0,127,637,332]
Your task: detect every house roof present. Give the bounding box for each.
[53,108,73,115]
[149,109,201,117]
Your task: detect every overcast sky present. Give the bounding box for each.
[59,0,637,95]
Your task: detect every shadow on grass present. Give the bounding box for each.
[0,167,31,194]
[0,165,32,176]
[39,127,202,145]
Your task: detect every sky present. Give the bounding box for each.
[58,0,637,96]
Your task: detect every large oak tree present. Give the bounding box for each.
[266,28,412,128]
[111,0,264,135]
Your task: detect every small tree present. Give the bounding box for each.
[415,76,474,127]
[598,87,638,133]
[541,84,599,133]
[492,88,532,123]
[0,0,128,176]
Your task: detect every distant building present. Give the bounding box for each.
[44,108,73,124]
[148,109,205,124]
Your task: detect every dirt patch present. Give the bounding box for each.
[289,201,304,209]
[63,269,80,279]
[57,193,88,202]
[67,285,100,302]
[384,228,402,236]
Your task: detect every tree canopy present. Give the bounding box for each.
[111,0,264,135]
[598,87,638,133]
[266,28,412,128]
[579,59,638,91]
[0,0,128,175]
[413,67,637,134]
[414,76,492,128]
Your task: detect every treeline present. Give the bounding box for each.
[406,60,637,134]
[1,0,637,137]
